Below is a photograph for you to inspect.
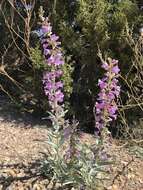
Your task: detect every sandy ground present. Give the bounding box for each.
[0,96,142,190]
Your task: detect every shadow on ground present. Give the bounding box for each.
[0,93,50,129]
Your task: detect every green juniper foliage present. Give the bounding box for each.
[30,45,45,70]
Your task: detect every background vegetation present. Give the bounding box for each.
[0,0,143,138]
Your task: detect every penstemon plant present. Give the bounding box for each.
[41,120,112,190]
[36,7,113,190]
[95,56,120,132]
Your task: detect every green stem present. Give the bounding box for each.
[53,0,57,15]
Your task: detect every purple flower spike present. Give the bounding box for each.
[39,17,65,110]
[95,58,120,131]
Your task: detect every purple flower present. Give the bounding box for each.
[54,54,64,66]
[112,59,118,65]
[55,70,63,77]
[113,85,120,97]
[55,90,64,103]
[44,48,50,56]
[45,82,53,90]
[112,66,120,74]
[98,79,107,89]
[55,81,63,88]
[108,92,115,100]
[96,102,105,109]
[41,39,48,44]
[46,54,64,66]
[41,25,52,34]
[97,91,106,100]
[43,72,55,81]
[50,34,59,42]
[101,62,109,70]
[43,43,49,49]
[108,105,117,115]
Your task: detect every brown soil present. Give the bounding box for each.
[0,96,143,190]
